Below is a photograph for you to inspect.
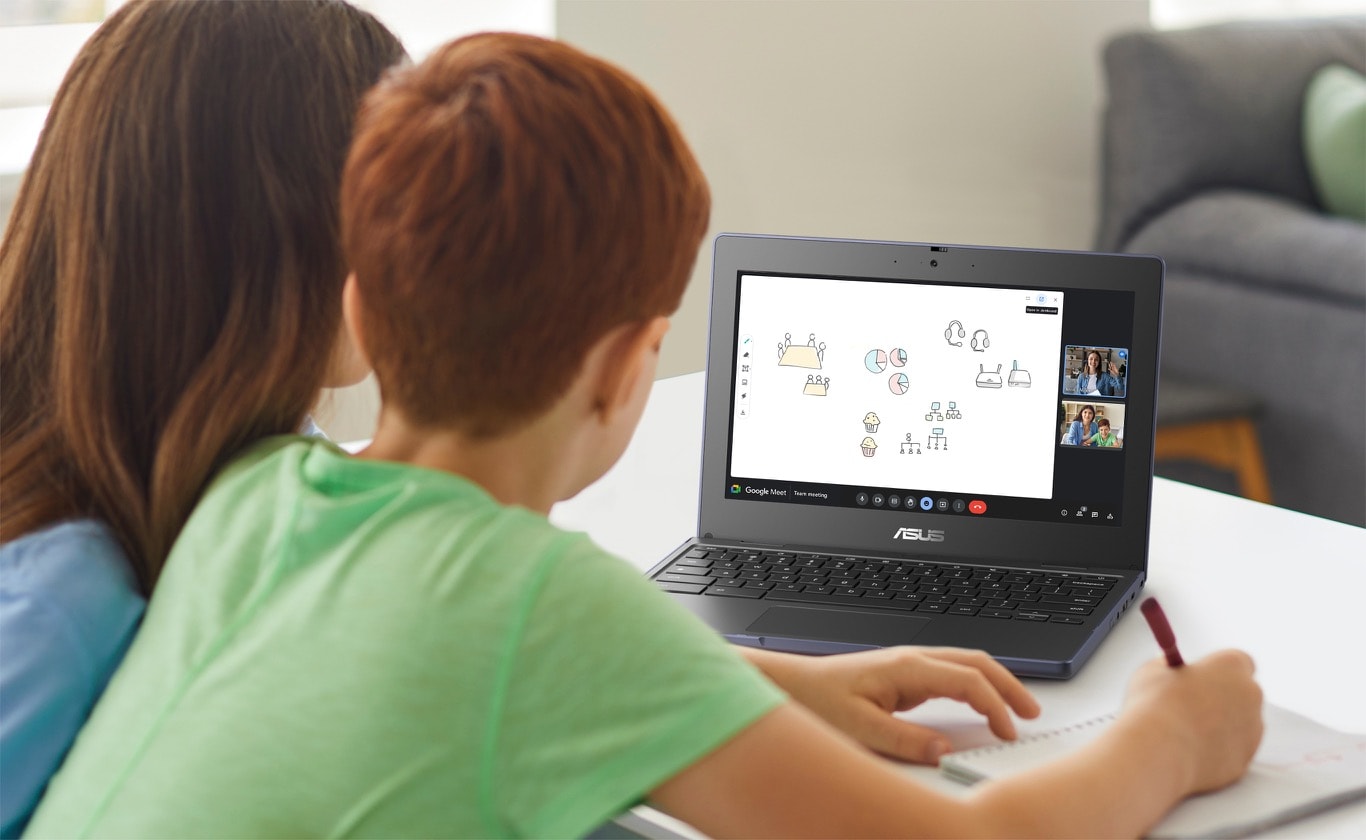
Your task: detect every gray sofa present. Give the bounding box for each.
[1097,19,1366,526]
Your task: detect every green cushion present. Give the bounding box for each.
[1302,63,1366,222]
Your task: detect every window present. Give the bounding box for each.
[1151,0,1366,28]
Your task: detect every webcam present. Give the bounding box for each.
[930,259,939,267]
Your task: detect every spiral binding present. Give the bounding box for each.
[952,713,1117,758]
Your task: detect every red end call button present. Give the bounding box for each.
[968,499,988,515]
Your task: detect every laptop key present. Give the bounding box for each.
[1051,615,1086,624]
[918,603,949,613]
[706,585,764,599]
[1028,604,1094,616]
[1015,612,1050,621]
[658,572,713,586]
[674,557,713,568]
[1041,595,1100,606]
[949,605,980,616]
[657,582,707,595]
[665,564,700,575]
[979,609,1014,619]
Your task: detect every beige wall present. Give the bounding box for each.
[317,0,1151,442]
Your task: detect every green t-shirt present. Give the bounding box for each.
[1086,430,1120,448]
[28,438,784,838]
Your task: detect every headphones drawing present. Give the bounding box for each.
[971,329,990,351]
[944,320,965,347]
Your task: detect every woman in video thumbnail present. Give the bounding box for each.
[1077,350,1124,397]
[1062,404,1099,446]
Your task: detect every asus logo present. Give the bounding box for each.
[893,527,945,543]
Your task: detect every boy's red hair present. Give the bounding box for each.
[342,33,711,434]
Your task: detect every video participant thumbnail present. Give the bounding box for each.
[1059,401,1126,448]
[1063,345,1128,398]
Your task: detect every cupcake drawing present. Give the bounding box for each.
[861,437,878,457]
[863,411,881,433]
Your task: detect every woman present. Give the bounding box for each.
[1076,349,1124,397]
[0,3,404,834]
[1062,404,1099,446]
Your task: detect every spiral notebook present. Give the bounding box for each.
[940,704,1366,839]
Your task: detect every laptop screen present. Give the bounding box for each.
[724,270,1135,528]
[700,234,1161,572]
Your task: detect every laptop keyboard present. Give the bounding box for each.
[654,547,1117,624]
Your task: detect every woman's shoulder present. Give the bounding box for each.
[0,519,146,644]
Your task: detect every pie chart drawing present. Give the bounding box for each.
[888,372,910,394]
[864,349,888,373]
[889,348,907,367]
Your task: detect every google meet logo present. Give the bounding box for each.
[730,484,741,494]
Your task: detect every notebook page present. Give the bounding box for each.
[939,704,1366,839]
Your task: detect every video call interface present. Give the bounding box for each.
[725,272,1135,526]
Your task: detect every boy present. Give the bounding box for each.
[28,33,1261,839]
[1086,417,1122,447]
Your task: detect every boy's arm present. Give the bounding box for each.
[737,646,1039,763]
[651,651,1262,839]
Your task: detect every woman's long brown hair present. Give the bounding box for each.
[0,0,404,593]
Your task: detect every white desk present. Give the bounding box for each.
[552,371,1366,838]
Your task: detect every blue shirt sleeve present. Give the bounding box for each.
[0,521,145,839]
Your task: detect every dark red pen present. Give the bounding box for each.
[1139,597,1185,667]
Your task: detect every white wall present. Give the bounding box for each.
[556,0,1151,383]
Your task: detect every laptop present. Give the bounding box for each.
[646,233,1164,678]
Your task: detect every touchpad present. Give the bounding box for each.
[746,607,930,646]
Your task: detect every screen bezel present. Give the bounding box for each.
[697,233,1163,573]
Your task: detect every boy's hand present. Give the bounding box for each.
[740,646,1040,764]
[1120,649,1263,794]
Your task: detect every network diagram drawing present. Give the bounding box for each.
[767,327,1037,468]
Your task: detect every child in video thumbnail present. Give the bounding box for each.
[1085,418,1121,448]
